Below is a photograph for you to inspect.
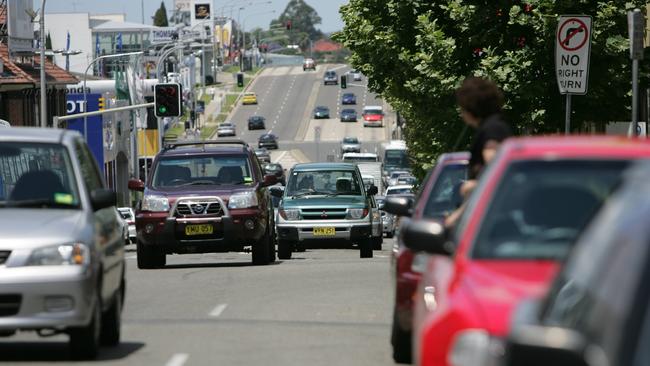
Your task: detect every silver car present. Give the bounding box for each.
[216,121,236,137]
[0,127,125,360]
[340,136,361,154]
[117,207,136,244]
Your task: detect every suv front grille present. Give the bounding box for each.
[0,251,10,265]
[301,208,347,220]
[0,295,21,317]
[176,202,224,217]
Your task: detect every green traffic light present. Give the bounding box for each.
[159,106,167,113]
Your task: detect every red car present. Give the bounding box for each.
[362,106,384,127]
[385,152,469,363]
[403,136,650,366]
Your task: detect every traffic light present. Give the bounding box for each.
[154,83,182,118]
[237,72,244,87]
[340,75,347,89]
[98,97,105,110]
[286,20,292,30]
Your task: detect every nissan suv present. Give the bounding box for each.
[273,163,378,259]
[128,140,278,268]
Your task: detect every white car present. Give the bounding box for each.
[349,69,362,81]
[117,207,136,244]
[385,184,414,196]
[216,122,236,137]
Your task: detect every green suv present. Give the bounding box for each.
[273,163,378,259]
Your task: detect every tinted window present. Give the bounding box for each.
[76,140,104,193]
[343,137,358,143]
[286,170,362,196]
[384,150,409,169]
[422,163,467,219]
[153,155,253,187]
[472,160,627,260]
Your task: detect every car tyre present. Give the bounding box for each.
[373,237,383,251]
[386,231,394,239]
[252,227,272,265]
[391,310,412,364]
[137,242,165,269]
[100,279,123,346]
[278,239,293,259]
[69,292,101,360]
[360,238,373,258]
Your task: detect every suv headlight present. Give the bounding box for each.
[279,208,300,220]
[449,329,505,366]
[347,208,369,219]
[142,195,170,212]
[25,243,90,266]
[228,191,258,209]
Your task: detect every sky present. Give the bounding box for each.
[38,0,348,33]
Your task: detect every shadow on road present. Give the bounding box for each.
[0,341,145,362]
[163,260,283,270]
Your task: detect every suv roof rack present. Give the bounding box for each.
[163,139,249,151]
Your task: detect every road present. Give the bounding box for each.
[1,243,398,366]
[0,65,401,365]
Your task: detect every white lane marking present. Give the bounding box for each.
[165,353,189,366]
[126,255,137,260]
[209,303,228,317]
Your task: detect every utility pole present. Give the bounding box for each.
[39,0,47,128]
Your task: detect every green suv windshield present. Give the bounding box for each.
[0,142,80,209]
[152,155,254,187]
[286,170,362,197]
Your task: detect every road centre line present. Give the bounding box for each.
[209,303,228,317]
[165,353,189,366]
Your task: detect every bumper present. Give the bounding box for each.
[259,142,278,149]
[137,209,266,253]
[0,266,95,330]
[382,221,394,233]
[217,131,236,137]
[363,121,383,127]
[277,219,372,242]
[340,117,358,122]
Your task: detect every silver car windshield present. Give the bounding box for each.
[0,142,81,209]
[286,170,363,197]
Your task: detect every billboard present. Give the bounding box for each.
[66,94,104,170]
[191,0,213,27]
[151,27,178,44]
[7,0,34,55]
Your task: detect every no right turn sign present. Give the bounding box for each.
[555,15,592,95]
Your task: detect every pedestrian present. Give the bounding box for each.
[445,76,512,227]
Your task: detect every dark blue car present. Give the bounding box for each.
[341,93,357,105]
[340,109,358,122]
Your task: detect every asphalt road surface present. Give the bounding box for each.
[0,240,399,366]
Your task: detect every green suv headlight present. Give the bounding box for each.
[347,208,369,219]
[279,208,300,220]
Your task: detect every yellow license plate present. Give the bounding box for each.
[185,224,213,236]
[313,227,335,236]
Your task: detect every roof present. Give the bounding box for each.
[292,162,357,171]
[0,126,81,143]
[92,20,157,32]
[387,185,414,190]
[501,135,650,159]
[162,145,250,156]
[0,44,78,85]
[343,152,378,157]
[438,151,470,163]
[0,45,33,84]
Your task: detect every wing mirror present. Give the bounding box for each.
[366,185,378,196]
[270,185,284,198]
[128,179,145,192]
[383,196,413,217]
[262,174,278,187]
[402,219,453,256]
[90,189,117,211]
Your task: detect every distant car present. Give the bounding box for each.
[340,136,361,154]
[396,175,417,186]
[303,57,316,71]
[342,152,379,164]
[258,133,279,150]
[242,92,258,105]
[0,119,10,128]
[362,106,384,127]
[254,148,271,163]
[247,115,266,130]
[386,170,411,186]
[348,69,362,81]
[263,163,286,185]
[216,121,236,137]
[117,207,136,244]
[340,109,358,122]
[313,106,330,119]
[323,70,338,85]
[385,185,413,196]
[341,93,357,105]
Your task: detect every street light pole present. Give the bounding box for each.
[39,0,47,128]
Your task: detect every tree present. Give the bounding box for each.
[153,1,169,27]
[336,1,649,178]
[271,0,323,49]
[45,32,53,61]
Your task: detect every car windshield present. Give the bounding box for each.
[342,109,356,114]
[385,150,410,169]
[343,137,358,143]
[250,116,263,122]
[260,135,275,140]
[343,155,377,162]
[264,164,281,171]
[152,154,254,187]
[472,160,629,260]
[387,187,412,195]
[422,163,468,219]
[286,170,363,196]
[0,142,80,209]
[364,108,382,114]
[316,106,328,111]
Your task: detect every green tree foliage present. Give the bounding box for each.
[271,0,323,50]
[153,1,169,27]
[45,32,53,61]
[336,1,648,177]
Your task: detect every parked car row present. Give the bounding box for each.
[383,136,650,366]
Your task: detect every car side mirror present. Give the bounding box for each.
[383,196,412,217]
[402,219,453,256]
[262,174,278,187]
[505,325,590,366]
[128,179,145,192]
[270,186,284,198]
[90,189,117,211]
[367,185,378,196]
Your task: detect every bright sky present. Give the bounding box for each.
[39,0,348,33]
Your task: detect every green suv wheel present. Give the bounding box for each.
[278,240,293,259]
[360,239,373,258]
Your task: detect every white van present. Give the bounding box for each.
[342,152,379,163]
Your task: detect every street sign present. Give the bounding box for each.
[555,15,592,95]
[628,9,645,60]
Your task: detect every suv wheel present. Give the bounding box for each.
[252,226,272,265]
[69,292,101,360]
[360,238,373,258]
[100,279,123,346]
[278,239,293,259]
[373,237,383,251]
[137,242,166,269]
[391,309,412,363]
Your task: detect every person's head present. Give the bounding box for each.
[455,77,504,127]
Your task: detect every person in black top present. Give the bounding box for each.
[445,77,512,227]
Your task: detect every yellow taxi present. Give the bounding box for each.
[242,92,258,105]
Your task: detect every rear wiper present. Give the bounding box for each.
[7,199,77,208]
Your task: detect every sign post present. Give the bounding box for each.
[555,15,592,134]
[628,9,645,137]
[315,126,321,162]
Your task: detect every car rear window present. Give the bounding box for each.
[472,160,629,260]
